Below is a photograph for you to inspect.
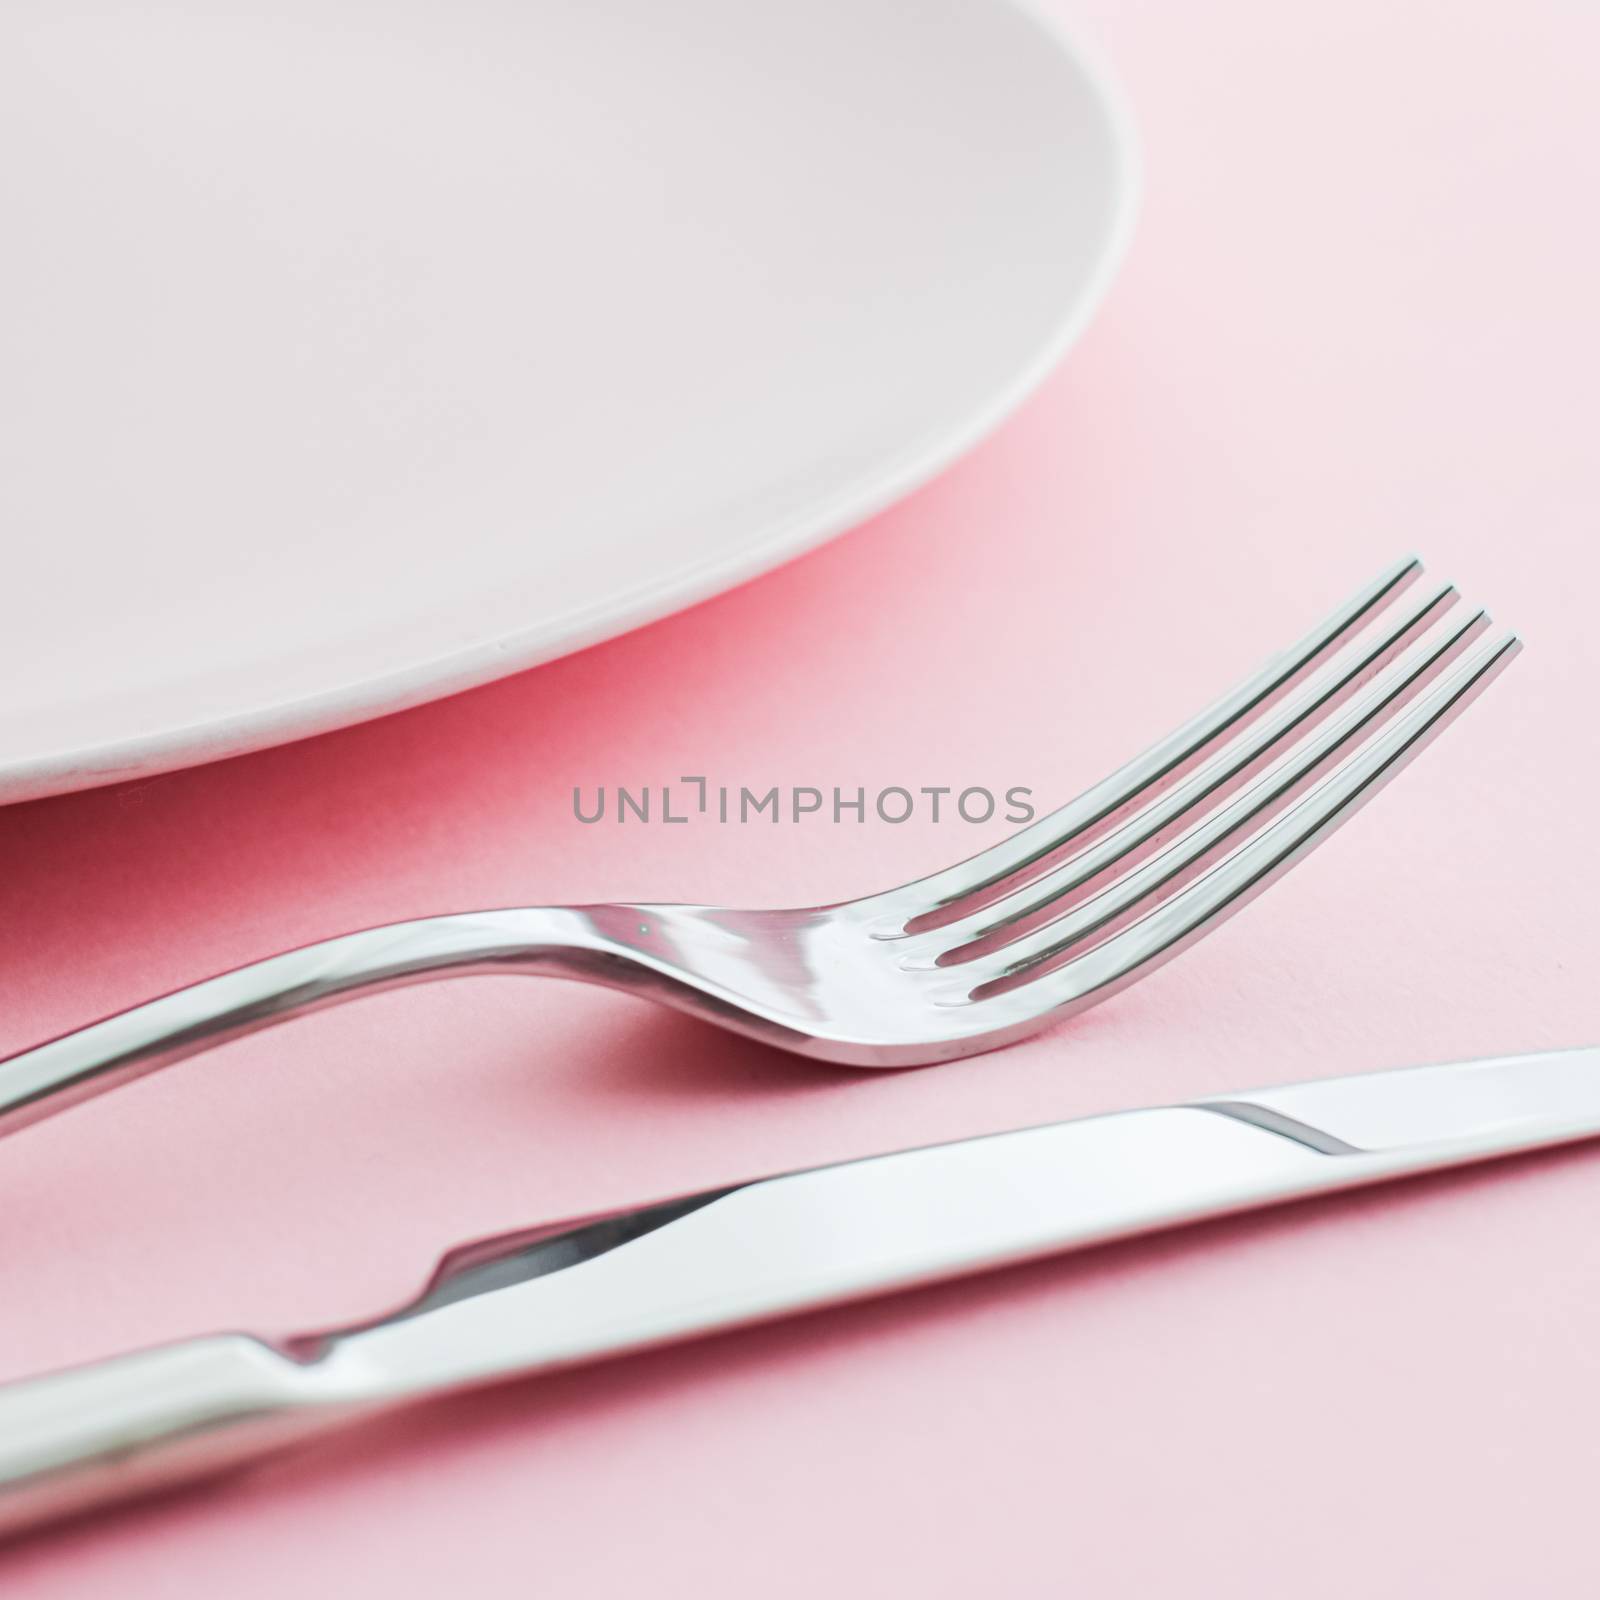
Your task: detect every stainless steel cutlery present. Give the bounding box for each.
[2,1047,1593,1538]
[0,556,1516,1133]
[0,556,1541,1543]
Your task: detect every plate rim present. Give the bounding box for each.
[2,0,1140,806]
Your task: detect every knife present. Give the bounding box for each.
[5,1046,1599,1537]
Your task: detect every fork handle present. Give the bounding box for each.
[0,909,607,1138]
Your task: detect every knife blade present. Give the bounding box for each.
[4,1046,1597,1536]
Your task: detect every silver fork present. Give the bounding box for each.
[0,557,1517,1134]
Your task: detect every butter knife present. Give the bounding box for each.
[4,1046,1598,1537]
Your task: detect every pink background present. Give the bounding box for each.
[3,0,1598,1593]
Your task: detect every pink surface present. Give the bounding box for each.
[2,1,1597,1593]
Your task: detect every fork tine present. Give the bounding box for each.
[944,605,1490,981]
[893,556,1425,934]
[961,630,1520,1010]
[909,575,1460,955]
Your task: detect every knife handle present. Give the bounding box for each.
[0,1335,343,1536]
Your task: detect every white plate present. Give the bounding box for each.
[0,0,1136,804]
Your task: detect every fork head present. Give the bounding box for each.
[617,557,1517,1066]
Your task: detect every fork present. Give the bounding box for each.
[0,557,1517,1134]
